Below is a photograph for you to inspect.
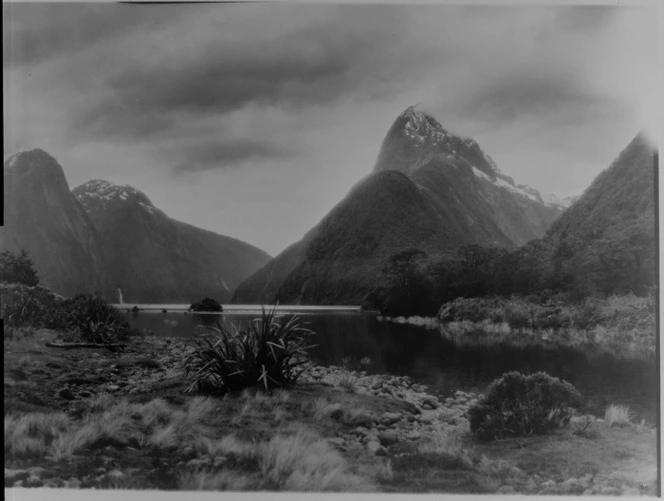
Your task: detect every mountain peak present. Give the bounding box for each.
[5,148,60,172]
[73,179,156,215]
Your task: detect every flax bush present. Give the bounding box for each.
[184,308,315,395]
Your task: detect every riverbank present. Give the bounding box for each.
[379,294,656,360]
[5,327,657,494]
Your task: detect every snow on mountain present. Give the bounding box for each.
[74,179,156,215]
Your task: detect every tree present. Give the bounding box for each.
[379,249,437,317]
[0,249,39,286]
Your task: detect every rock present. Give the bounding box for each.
[406,430,421,440]
[107,469,125,479]
[377,431,399,446]
[541,480,556,489]
[106,385,121,392]
[421,395,439,409]
[213,456,228,468]
[327,437,345,448]
[381,412,401,425]
[582,489,594,496]
[366,440,387,456]
[58,388,75,400]
[79,390,92,398]
[497,485,515,494]
[186,458,210,469]
[24,475,43,488]
[66,477,82,489]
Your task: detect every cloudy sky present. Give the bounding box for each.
[3,2,659,255]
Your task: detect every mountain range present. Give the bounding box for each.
[1,150,271,303]
[232,106,572,304]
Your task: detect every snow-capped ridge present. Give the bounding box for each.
[73,179,157,217]
[469,167,574,209]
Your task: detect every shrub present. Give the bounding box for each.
[61,294,136,343]
[184,308,315,395]
[0,282,66,328]
[0,249,39,286]
[469,371,581,441]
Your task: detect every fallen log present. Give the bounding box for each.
[45,342,127,350]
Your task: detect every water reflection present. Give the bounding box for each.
[126,310,658,424]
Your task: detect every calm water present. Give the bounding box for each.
[123,306,659,424]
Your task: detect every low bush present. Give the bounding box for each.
[469,371,581,441]
[1,283,137,343]
[1,282,66,328]
[60,294,136,343]
[184,308,315,395]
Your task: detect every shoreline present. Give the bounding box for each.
[4,328,658,494]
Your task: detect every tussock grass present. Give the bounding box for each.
[605,404,631,427]
[6,396,220,461]
[258,429,370,491]
[5,412,70,458]
[193,434,256,460]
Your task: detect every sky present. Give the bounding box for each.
[3,2,660,256]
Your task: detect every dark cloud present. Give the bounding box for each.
[64,6,422,142]
[459,72,608,127]
[3,3,181,67]
[172,138,293,174]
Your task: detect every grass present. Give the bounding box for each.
[605,405,631,428]
[258,429,370,491]
[5,396,218,462]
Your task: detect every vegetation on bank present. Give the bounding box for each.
[1,249,138,344]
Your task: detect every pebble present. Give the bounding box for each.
[380,412,402,425]
[377,431,399,446]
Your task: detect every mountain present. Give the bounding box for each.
[1,149,106,296]
[1,149,271,303]
[72,179,271,303]
[375,106,566,246]
[533,132,656,295]
[232,106,568,304]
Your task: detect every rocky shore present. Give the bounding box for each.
[5,330,658,494]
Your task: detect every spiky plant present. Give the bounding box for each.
[184,308,316,395]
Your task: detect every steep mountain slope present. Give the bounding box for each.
[375,106,565,246]
[73,180,271,303]
[533,132,656,294]
[233,107,569,304]
[1,149,106,296]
